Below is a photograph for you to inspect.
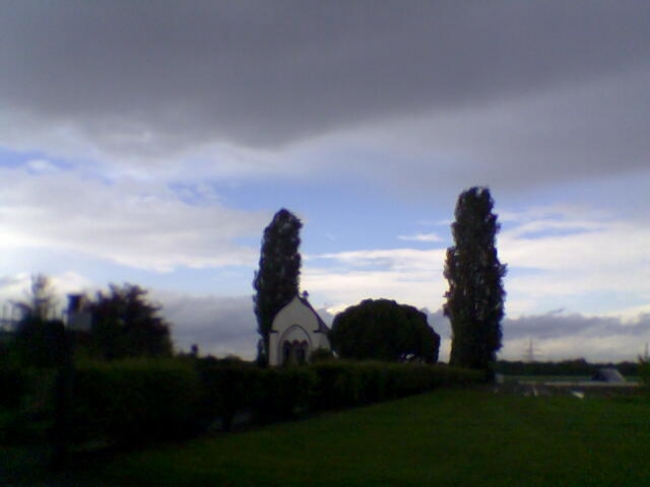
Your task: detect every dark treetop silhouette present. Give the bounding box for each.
[253,208,302,365]
[330,298,440,363]
[444,187,506,372]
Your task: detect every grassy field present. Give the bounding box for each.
[56,388,649,487]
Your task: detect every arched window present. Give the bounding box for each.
[282,341,292,365]
[281,339,310,365]
[296,342,307,364]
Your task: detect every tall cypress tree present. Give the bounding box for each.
[444,187,506,372]
[253,208,302,365]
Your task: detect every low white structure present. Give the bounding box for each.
[592,367,626,383]
[268,294,330,366]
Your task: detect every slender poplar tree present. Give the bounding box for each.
[253,208,302,365]
[444,187,506,372]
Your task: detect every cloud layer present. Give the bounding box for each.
[1,2,648,363]
[158,297,650,363]
[1,271,647,363]
[0,166,267,271]
[2,2,649,187]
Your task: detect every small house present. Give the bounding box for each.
[268,294,330,366]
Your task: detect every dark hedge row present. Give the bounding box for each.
[0,364,28,409]
[195,360,484,432]
[196,361,319,429]
[311,361,484,410]
[495,359,640,377]
[72,359,202,444]
[3,358,485,446]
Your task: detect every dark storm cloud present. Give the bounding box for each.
[159,293,258,357]
[2,1,649,151]
[382,68,650,192]
[426,308,650,344]
[428,305,650,343]
[423,307,650,362]
[504,311,650,342]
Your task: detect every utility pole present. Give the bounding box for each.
[523,338,543,363]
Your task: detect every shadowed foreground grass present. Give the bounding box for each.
[79,389,650,487]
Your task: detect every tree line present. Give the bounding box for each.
[4,276,172,367]
[254,186,506,375]
[3,186,506,375]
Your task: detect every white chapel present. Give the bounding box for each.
[268,293,330,366]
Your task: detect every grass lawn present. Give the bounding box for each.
[69,389,650,487]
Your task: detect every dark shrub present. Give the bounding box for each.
[196,359,262,431]
[14,319,67,368]
[330,299,440,363]
[197,360,318,428]
[72,358,201,445]
[310,348,335,363]
[250,367,317,424]
[0,364,27,409]
[312,362,397,410]
[75,357,486,443]
[312,361,485,410]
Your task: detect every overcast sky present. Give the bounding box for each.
[1,1,649,362]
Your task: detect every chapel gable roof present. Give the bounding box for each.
[296,294,329,334]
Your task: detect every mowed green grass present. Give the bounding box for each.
[86,390,650,487]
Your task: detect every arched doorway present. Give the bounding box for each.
[282,339,309,365]
[278,324,311,365]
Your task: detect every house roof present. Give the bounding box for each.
[296,295,330,334]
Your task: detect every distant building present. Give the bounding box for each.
[268,294,330,366]
[592,367,626,383]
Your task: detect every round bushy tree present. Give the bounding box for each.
[444,187,506,372]
[89,283,173,360]
[330,299,440,363]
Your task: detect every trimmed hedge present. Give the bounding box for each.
[196,360,261,431]
[196,361,317,428]
[251,367,318,424]
[0,364,28,410]
[72,358,202,444]
[310,361,484,410]
[63,358,484,446]
[196,360,485,429]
